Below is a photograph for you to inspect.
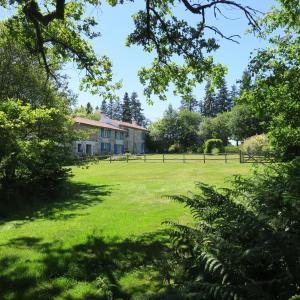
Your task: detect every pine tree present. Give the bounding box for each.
[229,84,238,107]
[122,92,132,122]
[130,92,145,125]
[202,81,217,117]
[238,70,252,95]
[180,96,198,112]
[86,102,93,114]
[107,99,114,119]
[112,97,123,120]
[216,80,231,113]
[100,99,108,115]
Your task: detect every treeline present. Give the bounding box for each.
[148,71,264,152]
[74,92,149,127]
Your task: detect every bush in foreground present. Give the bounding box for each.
[159,159,300,300]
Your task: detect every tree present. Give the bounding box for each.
[107,99,114,119]
[100,99,108,115]
[86,102,93,114]
[180,96,198,112]
[122,92,132,122]
[0,1,259,101]
[229,104,264,142]
[199,112,231,145]
[216,79,231,113]
[241,1,300,159]
[0,99,74,193]
[238,69,253,96]
[202,81,217,117]
[112,97,123,121]
[177,109,202,150]
[229,84,238,107]
[130,92,145,125]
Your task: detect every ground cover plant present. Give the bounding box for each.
[0,160,250,299]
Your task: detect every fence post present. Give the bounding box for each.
[144,154,146,162]
[127,154,129,163]
[239,150,242,163]
[204,153,206,164]
[163,153,165,163]
[225,152,227,163]
[110,154,112,163]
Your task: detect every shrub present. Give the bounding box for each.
[224,145,240,152]
[163,159,300,300]
[0,99,74,191]
[204,139,224,153]
[241,134,271,155]
[168,144,182,153]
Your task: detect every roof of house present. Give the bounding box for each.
[97,113,148,131]
[117,121,149,131]
[74,116,126,131]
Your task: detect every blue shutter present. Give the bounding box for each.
[121,145,124,153]
[108,143,111,152]
[108,130,111,138]
[100,128,104,138]
[114,144,117,154]
[101,143,104,152]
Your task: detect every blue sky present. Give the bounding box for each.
[1,1,276,121]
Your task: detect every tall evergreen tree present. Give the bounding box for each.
[86,102,93,114]
[202,81,217,117]
[100,99,108,115]
[122,92,132,122]
[130,92,145,125]
[112,97,123,121]
[216,80,231,113]
[180,96,198,112]
[229,84,238,107]
[238,69,252,95]
[107,99,114,119]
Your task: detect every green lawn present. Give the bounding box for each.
[0,160,250,300]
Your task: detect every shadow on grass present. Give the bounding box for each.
[0,181,113,224]
[0,231,170,300]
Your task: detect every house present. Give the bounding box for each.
[73,113,148,155]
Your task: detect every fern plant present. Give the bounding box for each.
[162,159,300,300]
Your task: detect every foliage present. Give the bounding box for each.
[0,98,74,192]
[241,2,300,160]
[165,159,300,299]
[199,112,231,145]
[229,104,265,142]
[130,92,146,125]
[180,96,198,112]
[241,134,271,155]
[224,145,240,153]
[168,144,182,153]
[204,139,224,153]
[122,92,132,122]
[201,81,217,117]
[216,79,232,114]
[149,107,201,152]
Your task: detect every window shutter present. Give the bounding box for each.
[100,128,104,138]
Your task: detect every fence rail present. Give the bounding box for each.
[75,151,276,165]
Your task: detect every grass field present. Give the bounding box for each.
[0,160,251,300]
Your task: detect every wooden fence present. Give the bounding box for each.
[76,151,274,164]
[79,152,240,163]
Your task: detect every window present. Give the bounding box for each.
[141,131,146,139]
[115,131,124,140]
[77,143,83,153]
[114,144,124,154]
[100,128,111,138]
[101,142,111,153]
